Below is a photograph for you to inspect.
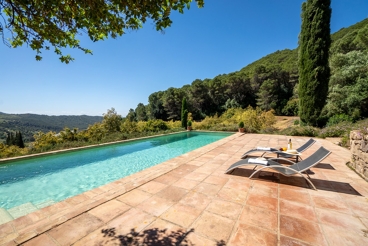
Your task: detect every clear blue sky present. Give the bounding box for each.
[1,0,367,117]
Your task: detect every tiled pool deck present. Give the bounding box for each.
[1,133,368,245]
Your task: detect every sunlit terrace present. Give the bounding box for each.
[1,133,367,245]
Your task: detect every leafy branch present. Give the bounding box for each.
[0,0,204,63]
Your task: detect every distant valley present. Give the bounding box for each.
[0,112,103,143]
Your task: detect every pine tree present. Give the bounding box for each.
[298,0,331,126]
[181,97,188,128]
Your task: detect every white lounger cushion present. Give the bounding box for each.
[248,158,268,165]
[256,147,271,151]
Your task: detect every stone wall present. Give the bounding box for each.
[350,130,368,181]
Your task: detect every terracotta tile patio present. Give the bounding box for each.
[1,133,368,245]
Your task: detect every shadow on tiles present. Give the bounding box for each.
[99,227,227,246]
[227,167,362,196]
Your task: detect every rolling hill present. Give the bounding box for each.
[0,112,103,143]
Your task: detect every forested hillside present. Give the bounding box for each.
[0,112,102,142]
[2,18,367,145]
[126,18,368,123]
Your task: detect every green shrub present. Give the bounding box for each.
[351,109,361,122]
[238,107,276,132]
[194,107,276,132]
[144,120,168,132]
[293,119,299,125]
[300,121,307,126]
[193,114,221,130]
[0,143,29,158]
[280,126,319,137]
[282,99,299,116]
[222,108,237,119]
[318,125,347,138]
[210,124,238,132]
[327,114,352,126]
[341,135,349,147]
[120,120,138,134]
[259,127,278,134]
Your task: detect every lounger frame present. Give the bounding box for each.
[241,138,316,160]
[227,146,331,190]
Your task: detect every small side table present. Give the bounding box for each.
[277,150,302,162]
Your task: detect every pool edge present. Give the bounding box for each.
[0,130,235,164]
[0,132,243,245]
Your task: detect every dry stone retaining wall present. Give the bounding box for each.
[350,130,368,181]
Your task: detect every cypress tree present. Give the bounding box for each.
[181,97,188,128]
[18,131,25,148]
[6,133,11,145]
[298,0,331,126]
[10,132,15,145]
[15,131,20,147]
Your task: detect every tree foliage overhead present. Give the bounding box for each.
[0,0,204,63]
[298,0,331,126]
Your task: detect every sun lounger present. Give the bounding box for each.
[241,138,316,160]
[227,146,331,190]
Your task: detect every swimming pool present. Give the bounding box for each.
[0,131,232,216]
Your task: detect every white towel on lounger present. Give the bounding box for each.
[248,158,268,165]
[256,147,271,151]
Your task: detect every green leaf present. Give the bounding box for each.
[1,0,205,63]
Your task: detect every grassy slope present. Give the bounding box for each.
[274,116,300,130]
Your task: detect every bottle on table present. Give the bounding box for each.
[287,139,292,150]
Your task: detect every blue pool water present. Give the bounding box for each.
[0,131,232,210]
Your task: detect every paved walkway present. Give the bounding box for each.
[1,133,368,245]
